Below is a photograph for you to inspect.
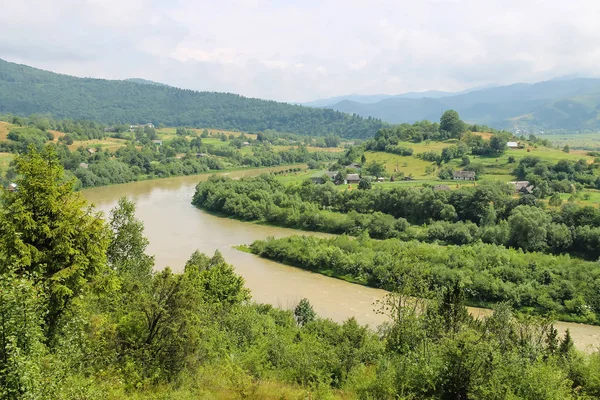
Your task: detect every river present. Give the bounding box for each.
[82,167,600,353]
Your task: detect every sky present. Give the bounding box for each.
[1,0,599,102]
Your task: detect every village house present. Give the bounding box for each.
[433,184,451,191]
[345,173,361,184]
[510,181,535,194]
[507,141,520,149]
[347,162,362,170]
[376,177,385,182]
[79,162,89,169]
[152,140,163,146]
[87,148,96,155]
[196,153,209,158]
[453,170,476,181]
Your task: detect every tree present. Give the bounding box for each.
[508,205,551,252]
[440,110,465,138]
[549,193,563,207]
[559,329,574,357]
[294,298,316,326]
[563,145,570,153]
[107,197,154,281]
[358,178,372,190]
[0,146,110,338]
[363,161,386,178]
[489,135,508,154]
[361,154,367,164]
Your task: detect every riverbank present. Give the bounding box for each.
[78,163,308,191]
[82,169,600,354]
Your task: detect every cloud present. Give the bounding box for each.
[1,0,599,101]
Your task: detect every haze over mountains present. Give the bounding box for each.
[1,57,600,135]
[303,79,600,132]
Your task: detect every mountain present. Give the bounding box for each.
[319,79,600,131]
[302,90,457,107]
[123,78,170,87]
[0,59,384,138]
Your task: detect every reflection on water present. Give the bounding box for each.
[83,168,600,352]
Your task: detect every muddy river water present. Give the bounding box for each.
[83,167,600,353]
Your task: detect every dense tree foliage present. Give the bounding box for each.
[249,235,600,323]
[0,59,385,138]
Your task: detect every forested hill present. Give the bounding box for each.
[0,58,384,138]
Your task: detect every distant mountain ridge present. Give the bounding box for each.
[0,58,384,138]
[311,79,600,132]
[124,78,170,87]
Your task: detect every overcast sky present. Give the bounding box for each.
[1,0,599,102]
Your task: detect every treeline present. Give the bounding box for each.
[516,155,600,193]
[3,147,600,399]
[1,113,108,140]
[192,175,600,260]
[0,58,385,138]
[249,235,600,324]
[364,110,514,155]
[1,123,338,188]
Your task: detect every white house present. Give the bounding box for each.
[507,141,519,149]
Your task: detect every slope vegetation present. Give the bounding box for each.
[0,58,384,138]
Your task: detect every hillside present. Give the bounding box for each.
[318,79,600,132]
[0,59,384,138]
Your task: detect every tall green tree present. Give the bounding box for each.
[0,146,110,338]
[440,110,465,138]
[107,197,154,281]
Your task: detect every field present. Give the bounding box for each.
[156,127,258,141]
[0,121,12,140]
[67,138,129,151]
[539,132,600,151]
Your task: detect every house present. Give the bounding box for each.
[242,141,250,146]
[152,140,163,146]
[433,184,451,191]
[7,183,17,192]
[104,127,116,133]
[376,177,385,182]
[196,153,209,158]
[507,141,520,149]
[510,181,535,194]
[453,170,476,181]
[79,162,89,169]
[347,162,362,170]
[345,173,361,184]
[87,148,96,155]
[325,171,338,180]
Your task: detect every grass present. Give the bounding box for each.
[0,153,13,176]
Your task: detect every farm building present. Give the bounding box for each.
[453,170,476,181]
[507,142,520,149]
[346,174,361,184]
